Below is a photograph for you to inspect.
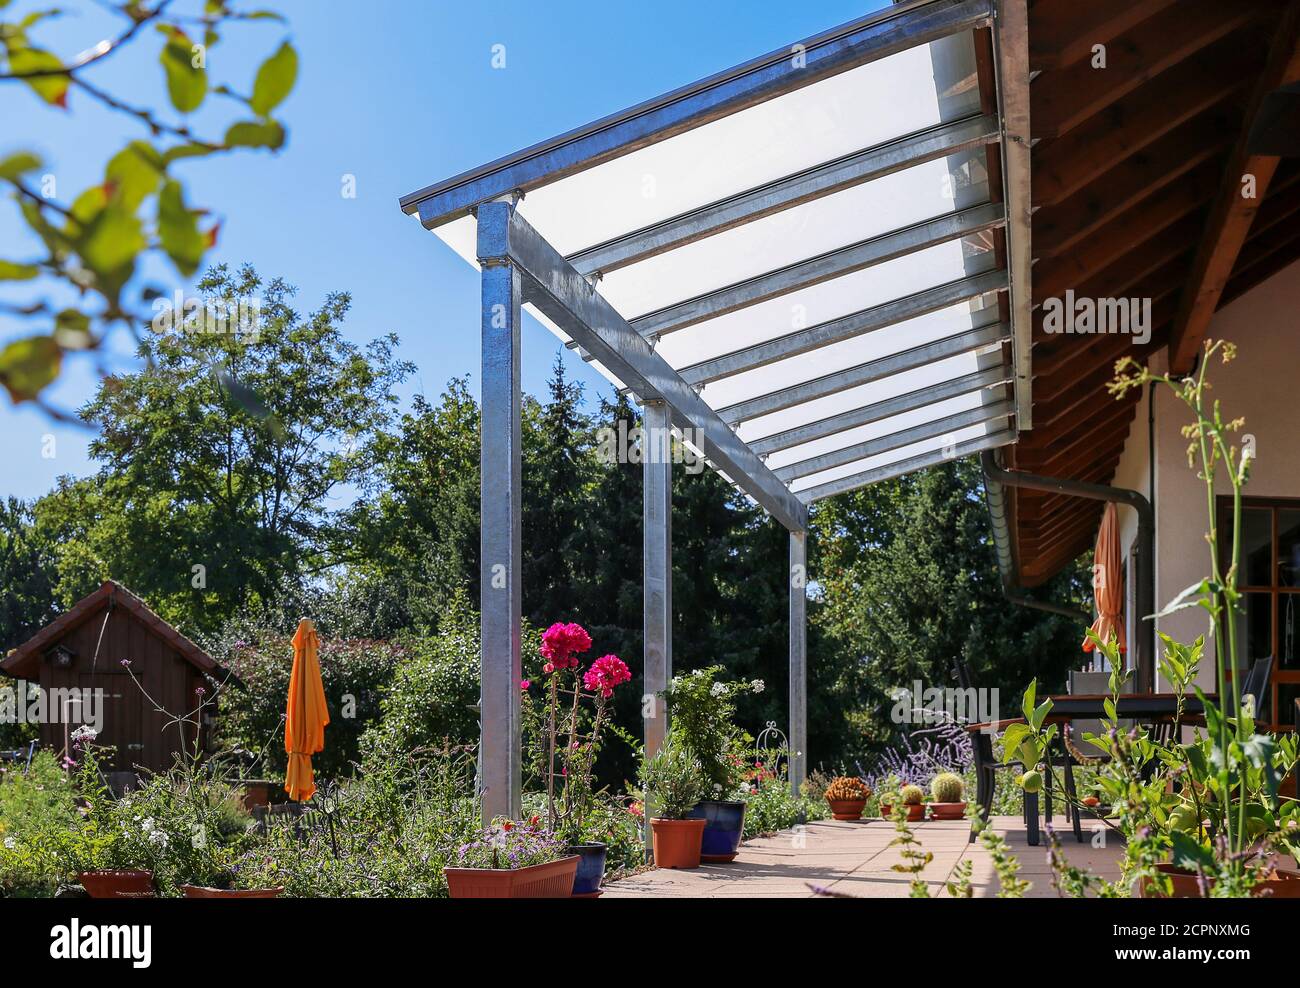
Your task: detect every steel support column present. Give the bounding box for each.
[789,530,808,796]
[642,400,673,761]
[477,214,523,823]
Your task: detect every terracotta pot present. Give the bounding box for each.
[827,797,867,821]
[180,884,283,898]
[929,801,968,821]
[1139,863,1300,898]
[78,870,155,899]
[880,803,926,822]
[235,779,273,811]
[445,855,579,899]
[650,818,706,869]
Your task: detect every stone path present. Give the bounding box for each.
[602,815,1125,898]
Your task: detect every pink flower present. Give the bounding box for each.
[539,622,592,672]
[519,679,531,690]
[582,654,631,698]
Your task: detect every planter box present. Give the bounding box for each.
[929,801,967,820]
[181,885,282,898]
[445,855,579,899]
[79,870,155,899]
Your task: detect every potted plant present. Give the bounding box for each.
[881,784,926,822]
[928,772,967,820]
[663,666,764,862]
[524,623,632,895]
[58,731,156,898]
[444,820,578,898]
[639,737,708,869]
[824,776,871,820]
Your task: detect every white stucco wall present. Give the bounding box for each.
[1105,259,1300,689]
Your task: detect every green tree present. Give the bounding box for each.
[37,263,411,630]
[810,455,1091,764]
[0,495,58,651]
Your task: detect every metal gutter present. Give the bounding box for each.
[982,449,1156,690]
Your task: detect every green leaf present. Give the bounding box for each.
[0,260,39,280]
[79,204,144,275]
[249,40,297,117]
[0,335,61,402]
[1169,830,1213,871]
[156,180,205,277]
[7,47,69,107]
[223,119,285,150]
[162,143,217,165]
[1021,679,1037,723]
[105,142,164,212]
[1031,698,1053,731]
[0,152,43,181]
[158,26,207,113]
[1153,579,1211,619]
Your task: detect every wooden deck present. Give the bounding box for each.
[603,816,1125,898]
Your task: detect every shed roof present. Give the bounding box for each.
[1,581,221,681]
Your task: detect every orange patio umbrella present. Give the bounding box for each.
[284,617,329,802]
[1082,501,1126,657]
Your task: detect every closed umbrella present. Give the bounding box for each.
[1082,502,1126,657]
[285,617,329,802]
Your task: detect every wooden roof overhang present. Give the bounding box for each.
[1000,0,1300,587]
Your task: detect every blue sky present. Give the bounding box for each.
[1,0,887,501]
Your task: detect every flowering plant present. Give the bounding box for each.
[527,621,632,844]
[661,666,764,797]
[452,820,567,870]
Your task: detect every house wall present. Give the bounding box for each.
[1109,259,1300,690]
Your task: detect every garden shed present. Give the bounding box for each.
[0,581,231,775]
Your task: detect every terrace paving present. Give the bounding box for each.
[602,815,1125,898]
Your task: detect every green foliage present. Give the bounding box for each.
[35,265,411,631]
[742,770,827,839]
[638,736,708,820]
[0,3,297,408]
[661,665,763,794]
[812,456,1090,762]
[215,629,407,779]
[243,745,479,897]
[0,496,58,657]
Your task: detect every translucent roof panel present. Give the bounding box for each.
[408,8,1020,507]
[597,148,991,318]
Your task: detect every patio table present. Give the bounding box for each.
[967,692,1216,845]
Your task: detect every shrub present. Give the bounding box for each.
[216,632,407,778]
[661,666,764,796]
[638,736,707,820]
[0,751,79,896]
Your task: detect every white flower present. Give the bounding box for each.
[710,682,725,697]
[148,830,169,848]
[70,725,98,743]
[751,679,765,694]
[141,817,156,833]
[3,837,14,850]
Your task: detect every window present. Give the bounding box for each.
[1218,497,1300,730]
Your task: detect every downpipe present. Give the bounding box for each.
[982,449,1156,692]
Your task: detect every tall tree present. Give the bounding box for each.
[39,264,411,630]
[0,496,58,651]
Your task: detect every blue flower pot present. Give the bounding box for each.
[687,800,746,862]
[568,843,607,895]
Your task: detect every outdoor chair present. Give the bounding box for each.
[954,659,1081,845]
[1177,656,1272,727]
[0,740,37,771]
